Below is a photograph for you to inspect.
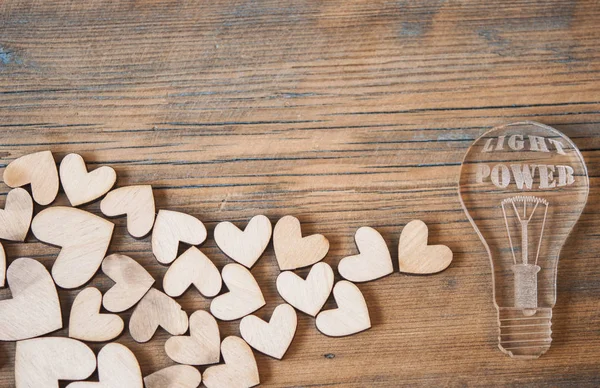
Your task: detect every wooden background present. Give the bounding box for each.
[1,0,599,386]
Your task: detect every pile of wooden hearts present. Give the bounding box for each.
[0,151,453,388]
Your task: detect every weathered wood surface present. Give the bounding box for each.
[1,0,600,386]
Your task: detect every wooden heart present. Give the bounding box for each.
[144,365,202,388]
[0,188,33,242]
[240,303,297,360]
[276,262,334,317]
[210,263,265,321]
[152,209,207,264]
[0,257,62,340]
[31,206,114,289]
[316,280,371,337]
[100,185,155,238]
[69,287,124,342]
[129,288,189,343]
[163,247,222,298]
[273,215,329,270]
[214,215,272,268]
[66,343,143,388]
[15,337,96,388]
[60,153,117,206]
[398,220,453,274]
[165,310,221,366]
[338,226,393,282]
[0,242,5,287]
[101,253,154,313]
[203,336,260,388]
[3,150,59,205]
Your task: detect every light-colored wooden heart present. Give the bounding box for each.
[165,310,220,366]
[69,287,124,342]
[0,257,62,340]
[163,247,222,298]
[0,188,33,242]
[398,219,453,274]
[338,226,393,282]
[31,206,114,289]
[240,303,297,360]
[276,262,334,317]
[100,185,155,238]
[15,337,96,388]
[214,215,272,268]
[203,336,260,388]
[210,263,265,321]
[129,288,189,343]
[66,343,143,388]
[273,215,329,270]
[60,153,117,206]
[101,253,154,313]
[4,150,59,205]
[316,280,371,337]
[144,365,202,388]
[152,209,207,264]
[0,242,5,287]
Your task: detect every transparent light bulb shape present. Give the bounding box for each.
[458,122,589,359]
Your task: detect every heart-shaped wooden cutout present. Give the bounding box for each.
[214,215,272,268]
[203,336,260,388]
[0,188,33,242]
[0,242,5,287]
[66,343,143,388]
[210,263,265,321]
[101,253,154,313]
[338,226,393,282]
[4,150,59,205]
[31,206,114,289]
[69,287,124,342]
[129,288,189,343]
[60,153,117,206]
[165,310,221,366]
[0,257,62,340]
[16,337,96,388]
[144,365,202,388]
[273,215,329,270]
[240,303,297,360]
[398,220,453,274]
[276,262,334,317]
[100,185,155,238]
[316,280,371,337]
[152,209,207,264]
[163,247,222,298]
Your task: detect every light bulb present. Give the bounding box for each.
[458,121,589,359]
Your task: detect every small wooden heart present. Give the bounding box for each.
[144,365,202,388]
[276,262,334,317]
[338,226,393,282]
[4,150,59,205]
[31,206,114,289]
[210,263,265,321]
[0,188,33,242]
[240,303,297,360]
[273,215,329,270]
[214,215,272,268]
[165,310,221,366]
[316,280,371,337]
[60,153,117,206]
[0,242,4,287]
[100,185,155,238]
[101,253,154,313]
[15,337,96,388]
[0,257,62,341]
[163,247,222,298]
[203,336,260,388]
[69,287,124,342]
[66,343,143,388]
[152,209,207,264]
[129,288,189,343]
[398,220,453,274]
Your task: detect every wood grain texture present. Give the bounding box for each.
[1,0,600,386]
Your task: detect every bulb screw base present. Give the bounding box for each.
[497,307,552,359]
